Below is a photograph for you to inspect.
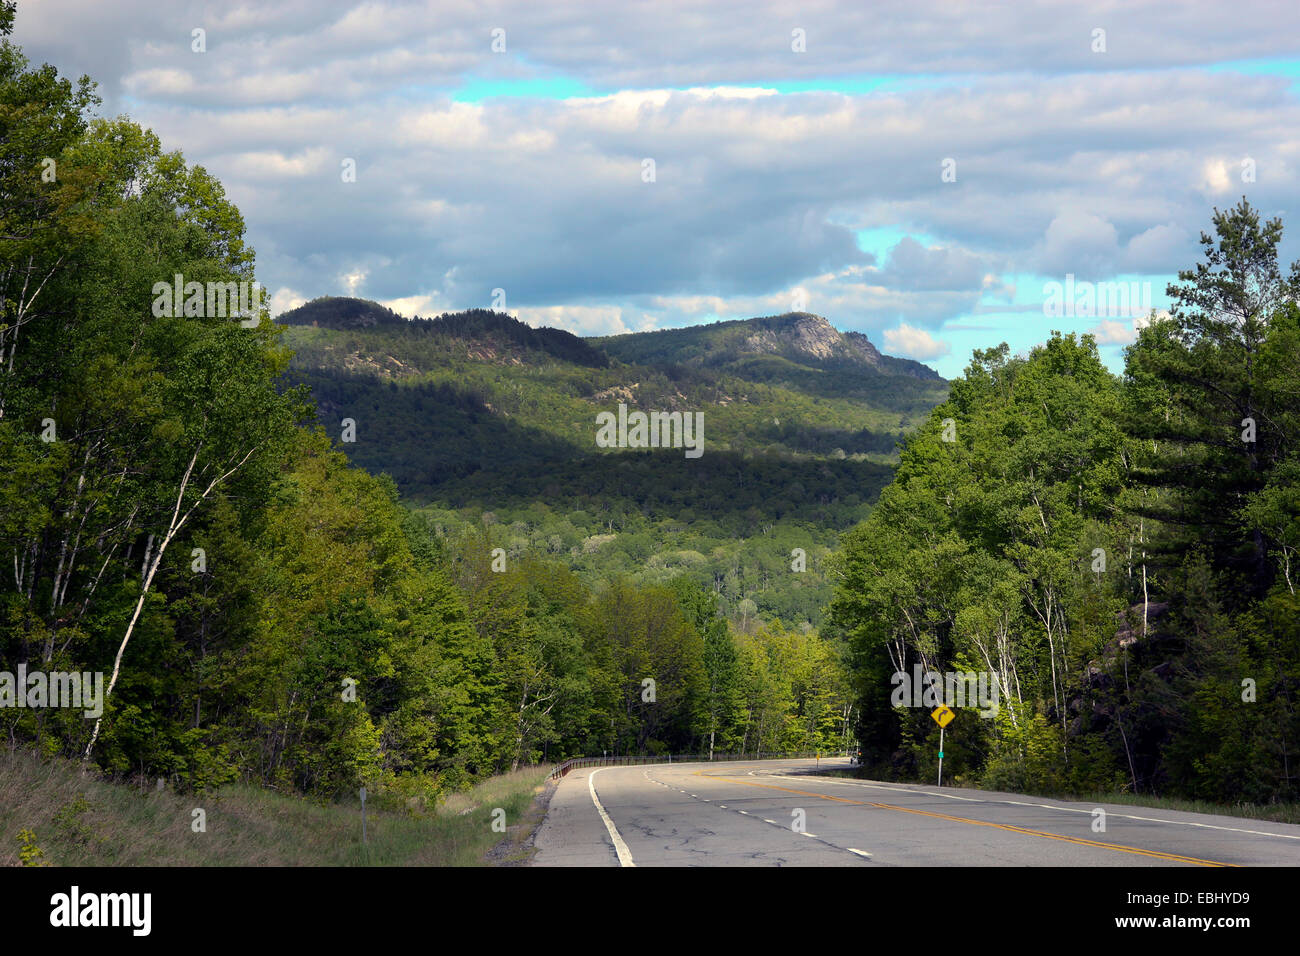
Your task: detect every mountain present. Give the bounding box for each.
[274,297,950,625]
[592,313,941,415]
[594,311,940,379]
[278,296,610,367]
[278,295,407,329]
[275,298,949,495]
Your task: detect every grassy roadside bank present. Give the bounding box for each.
[0,748,552,866]
[819,767,1300,825]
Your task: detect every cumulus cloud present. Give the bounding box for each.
[1088,319,1137,345]
[340,270,367,295]
[1090,307,1175,346]
[269,287,307,317]
[381,294,440,317]
[1136,308,1172,330]
[877,237,994,292]
[1038,210,1121,280]
[1124,223,1193,273]
[883,323,951,359]
[982,273,1016,303]
[514,304,651,336]
[11,0,1300,367]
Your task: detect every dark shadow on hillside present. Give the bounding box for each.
[283,368,895,531]
[433,448,894,533]
[283,367,586,495]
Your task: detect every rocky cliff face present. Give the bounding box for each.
[743,312,884,366]
[842,331,884,364]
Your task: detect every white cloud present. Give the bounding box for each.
[1092,308,1175,345]
[1088,319,1136,345]
[1124,223,1191,273]
[340,270,367,295]
[882,323,951,360]
[1135,308,1172,330]
[123,68,195,96]
[1202,159,1234,195]
[269,287,307,317]
[227,147,333,179]
[513,304,643,336]
[1039,210,1120,280]
[381,294,439,317]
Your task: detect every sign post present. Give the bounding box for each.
[360,786,367,845]
[938,726,944,786]
[931,705,955,786]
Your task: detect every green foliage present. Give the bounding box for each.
[17,827,49,866]
[52,794,100,846]
[280,299,611,367]
[831,200,1300,804]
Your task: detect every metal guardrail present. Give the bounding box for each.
[547,750,851,781]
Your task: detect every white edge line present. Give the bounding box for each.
[764,774,1300,841]
[588,768,636,867]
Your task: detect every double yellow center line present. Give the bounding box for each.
[693,770,1237,867]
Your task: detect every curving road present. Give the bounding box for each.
[530,757,1300,867]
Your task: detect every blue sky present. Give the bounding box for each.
[14,1,1300,378]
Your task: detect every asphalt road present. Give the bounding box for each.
[530,757,1300,866]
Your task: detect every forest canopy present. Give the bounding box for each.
[829,199,1300,802]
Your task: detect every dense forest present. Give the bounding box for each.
[830,200,1300,803]
[0,13,852,803]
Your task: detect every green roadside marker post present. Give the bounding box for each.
[931,705,955,786]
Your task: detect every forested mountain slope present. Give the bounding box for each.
[276,299,949,626]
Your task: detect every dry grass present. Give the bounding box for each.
[1052,790,1300,826]
[0,748,551,867]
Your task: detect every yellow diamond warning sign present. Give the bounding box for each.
[931,705,955,728]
